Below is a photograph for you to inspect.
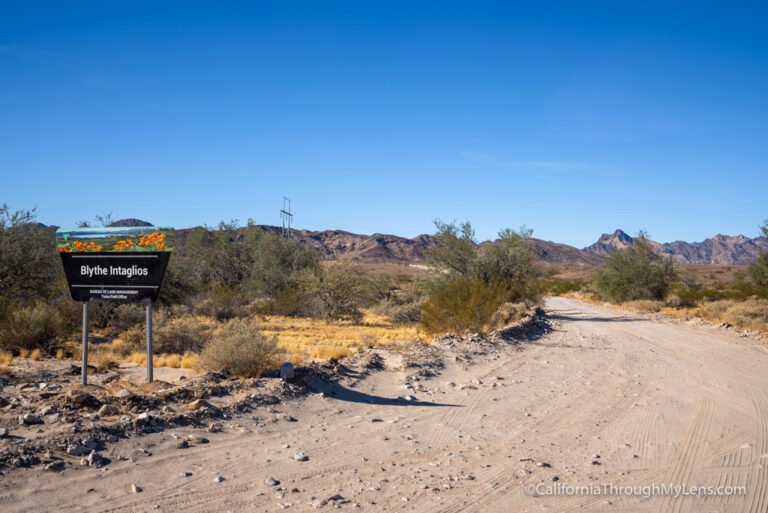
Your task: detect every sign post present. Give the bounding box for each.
[146,300,153,383]
[81,302,89,384]
[56,226,174,384]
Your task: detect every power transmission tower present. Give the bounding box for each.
[280,197,293,238]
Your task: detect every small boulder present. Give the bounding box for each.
[0,396,10,408]
[187,399,214,412]
[131,483,142,494]
[84,452,107,468]
[67,390,96,405]
[19,413,43,425]
[213,476,225,483]
[0,427,8,438]
[294,451,309,462]
[66,444,90,457]
[265,477,280,487]
[186,434,209,444]
[45,460,66,472]
[97,404,119,417]
[114,389,133,399]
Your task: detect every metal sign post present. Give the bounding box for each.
[81,301,89,385]
[57,226,173,384]
[146,300,153,383]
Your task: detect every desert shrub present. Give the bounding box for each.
[371,281,423,324]
[420,277,508,335]
[427,220,479,277]
[0,205,61,310]
[176,222,253,289]
[106,304,146,334]
[622,300,663,313]
[373,297,422,324]
[301,264,370,322]
[537,278,584,296]
[720,299,768,332]
[489,300,536,328]
[254,285,309,316]
[245,233,319,299]
[477,227,540,302]
[117,326,145,354]
[749,220,768,291]
[750,253,768,290]
[592,234,675,303]
[421,221,540,334]
[199,319,280,377]
[118,315,211,354]
[0,302,66,353]
[696,299,768,332]
[90,349,119,372]
[193,286,250,321]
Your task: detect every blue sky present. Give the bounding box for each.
[1,1,766,247]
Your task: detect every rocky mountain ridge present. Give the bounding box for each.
[112,220,767,266]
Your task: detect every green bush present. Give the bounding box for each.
[0,205,63,314]
[421,221,540,334]
[245,233,319,298]
[420,277,508,335]
[592,235,675,303]
[199,319,280,377]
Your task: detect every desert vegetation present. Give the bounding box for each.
[0,205,545,378]
[581,225,768,334]
[419,221,540,335]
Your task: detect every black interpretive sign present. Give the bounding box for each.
[56,226,174,303]
[60,252,171,302]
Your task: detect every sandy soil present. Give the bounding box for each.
[3,296,768,513]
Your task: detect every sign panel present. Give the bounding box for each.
[56,227,174,303]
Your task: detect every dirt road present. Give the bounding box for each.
[3,297,767,512]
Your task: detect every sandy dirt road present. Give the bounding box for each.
[3,296,767,513]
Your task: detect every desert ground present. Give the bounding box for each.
[2,296,767,513]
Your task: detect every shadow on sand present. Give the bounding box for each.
[323,383,461,408]
[548,311,638,323]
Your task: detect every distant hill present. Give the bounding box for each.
[153,222,768,266]
[584,229,767,265]
[108,219,153,227]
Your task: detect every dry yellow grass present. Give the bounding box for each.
[257,310,422,362]
[572,293,768,338]
[29,349,42,361]
[180,353,198,368]
[18,349,29,359]
[124,351,199,369]
[0,352,13,365]
[39,310,421,371]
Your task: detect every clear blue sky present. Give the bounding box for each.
[1,1,766,247]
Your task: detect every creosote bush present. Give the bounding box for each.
[420,221,540,335]
[199,319,280,377]
[193,286,250,321]
[119,315,211,354]
[592,234,675,303]
[0,301,76,353]
[421,278,509,335]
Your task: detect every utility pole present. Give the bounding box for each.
[280,197,293,238]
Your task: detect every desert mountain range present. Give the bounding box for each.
[276,227,765,266]
[104,221,765,266]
